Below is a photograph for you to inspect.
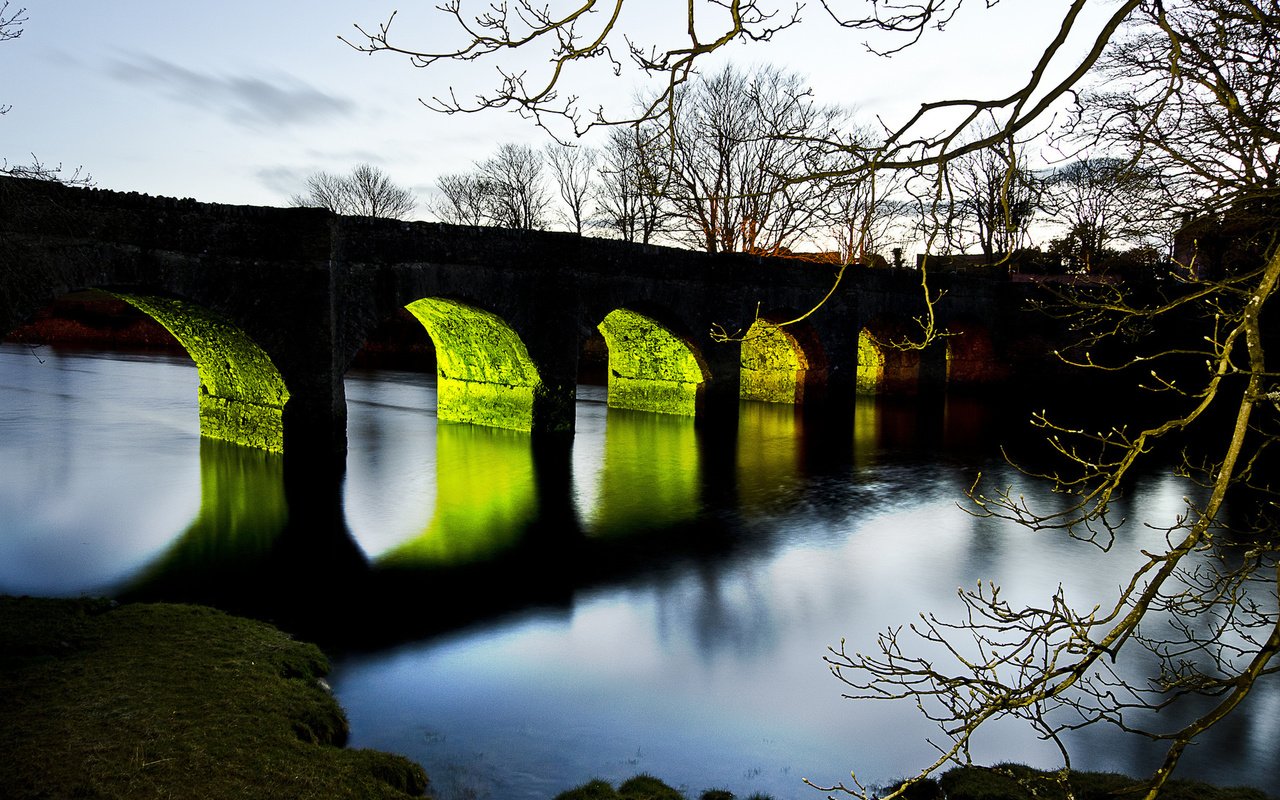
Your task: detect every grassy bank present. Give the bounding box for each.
[4,595,1272,800]
[0,596,427,799]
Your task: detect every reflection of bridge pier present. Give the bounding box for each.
[111,384,994,649]
[3,175,1023,462]
[119,438,368,625]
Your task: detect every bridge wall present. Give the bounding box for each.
[1,177,1018,456]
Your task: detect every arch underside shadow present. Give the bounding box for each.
[113,293,289,452]
[597,308,707,416]
[405,297,553,432]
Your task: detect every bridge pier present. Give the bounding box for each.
[918,341,949,395]
[694,331,743,419]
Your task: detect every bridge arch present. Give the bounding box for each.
[739,315,827,404]
[403,297,546,432]
[596,307,708,416]
[856,319,925,395]
[3,288,290,452]
[113,293,290,451]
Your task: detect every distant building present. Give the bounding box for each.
[1173,203,1279,280]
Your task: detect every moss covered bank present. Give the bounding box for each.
[3,596,1273,800]
[0,596,428,799]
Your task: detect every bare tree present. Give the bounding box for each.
[816,160,905,265]
[1040,157,1158,273]
[434,172,492,226]
[1,156,94,187]
[347,3,1280,798]
[942,128,1042,262]
[544,142,598,235]
[0,7,93,187]
[291,171,349,213]
[0,1,20,41]
[476,142,552,230]
[594,123,666,244]
[824,6,1280,800]
[0,2,23,114]
[291,163,416,220]
[346,163,417,219]
[660,64,850,255]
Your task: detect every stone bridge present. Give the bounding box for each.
[0,176,1021,459]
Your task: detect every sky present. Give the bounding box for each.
[1,1,1123,218]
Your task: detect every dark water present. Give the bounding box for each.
[1,344,1277,799]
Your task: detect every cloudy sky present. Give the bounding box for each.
[1,2,1119,217]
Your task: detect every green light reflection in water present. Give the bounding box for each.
[853,394,882,468]
[736,401,803,512]
[124,438,288,591]
[582,407,702,537]
[405,298,543,432]
[376,422,538,568]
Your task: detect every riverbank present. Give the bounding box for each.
[3,595,1274,800]
[561,766,1274,800]
[0,595,428,799]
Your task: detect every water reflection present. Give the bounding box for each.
[377,423,538,568]
[0,346,199,596]
[4,347,1280,800]
[123,438,289,595]
[343,369,439,557]
[735,402,802,514]
[585,408,703,537]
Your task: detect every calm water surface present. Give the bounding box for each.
[1,344,1277,799]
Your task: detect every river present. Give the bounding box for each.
[1,343,1276,799]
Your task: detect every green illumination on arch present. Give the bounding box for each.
[113,293,289,452]
[740,319,808,404]
[597,309,705,416]
[405,298,543,431]
[856,328,886,395]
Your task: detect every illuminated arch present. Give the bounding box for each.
[856,328,887,395]
[857,323,924,395]
[739,319,811,404]
[405,297,543,431]
[597,308,706,416]
[112,293,289,452]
